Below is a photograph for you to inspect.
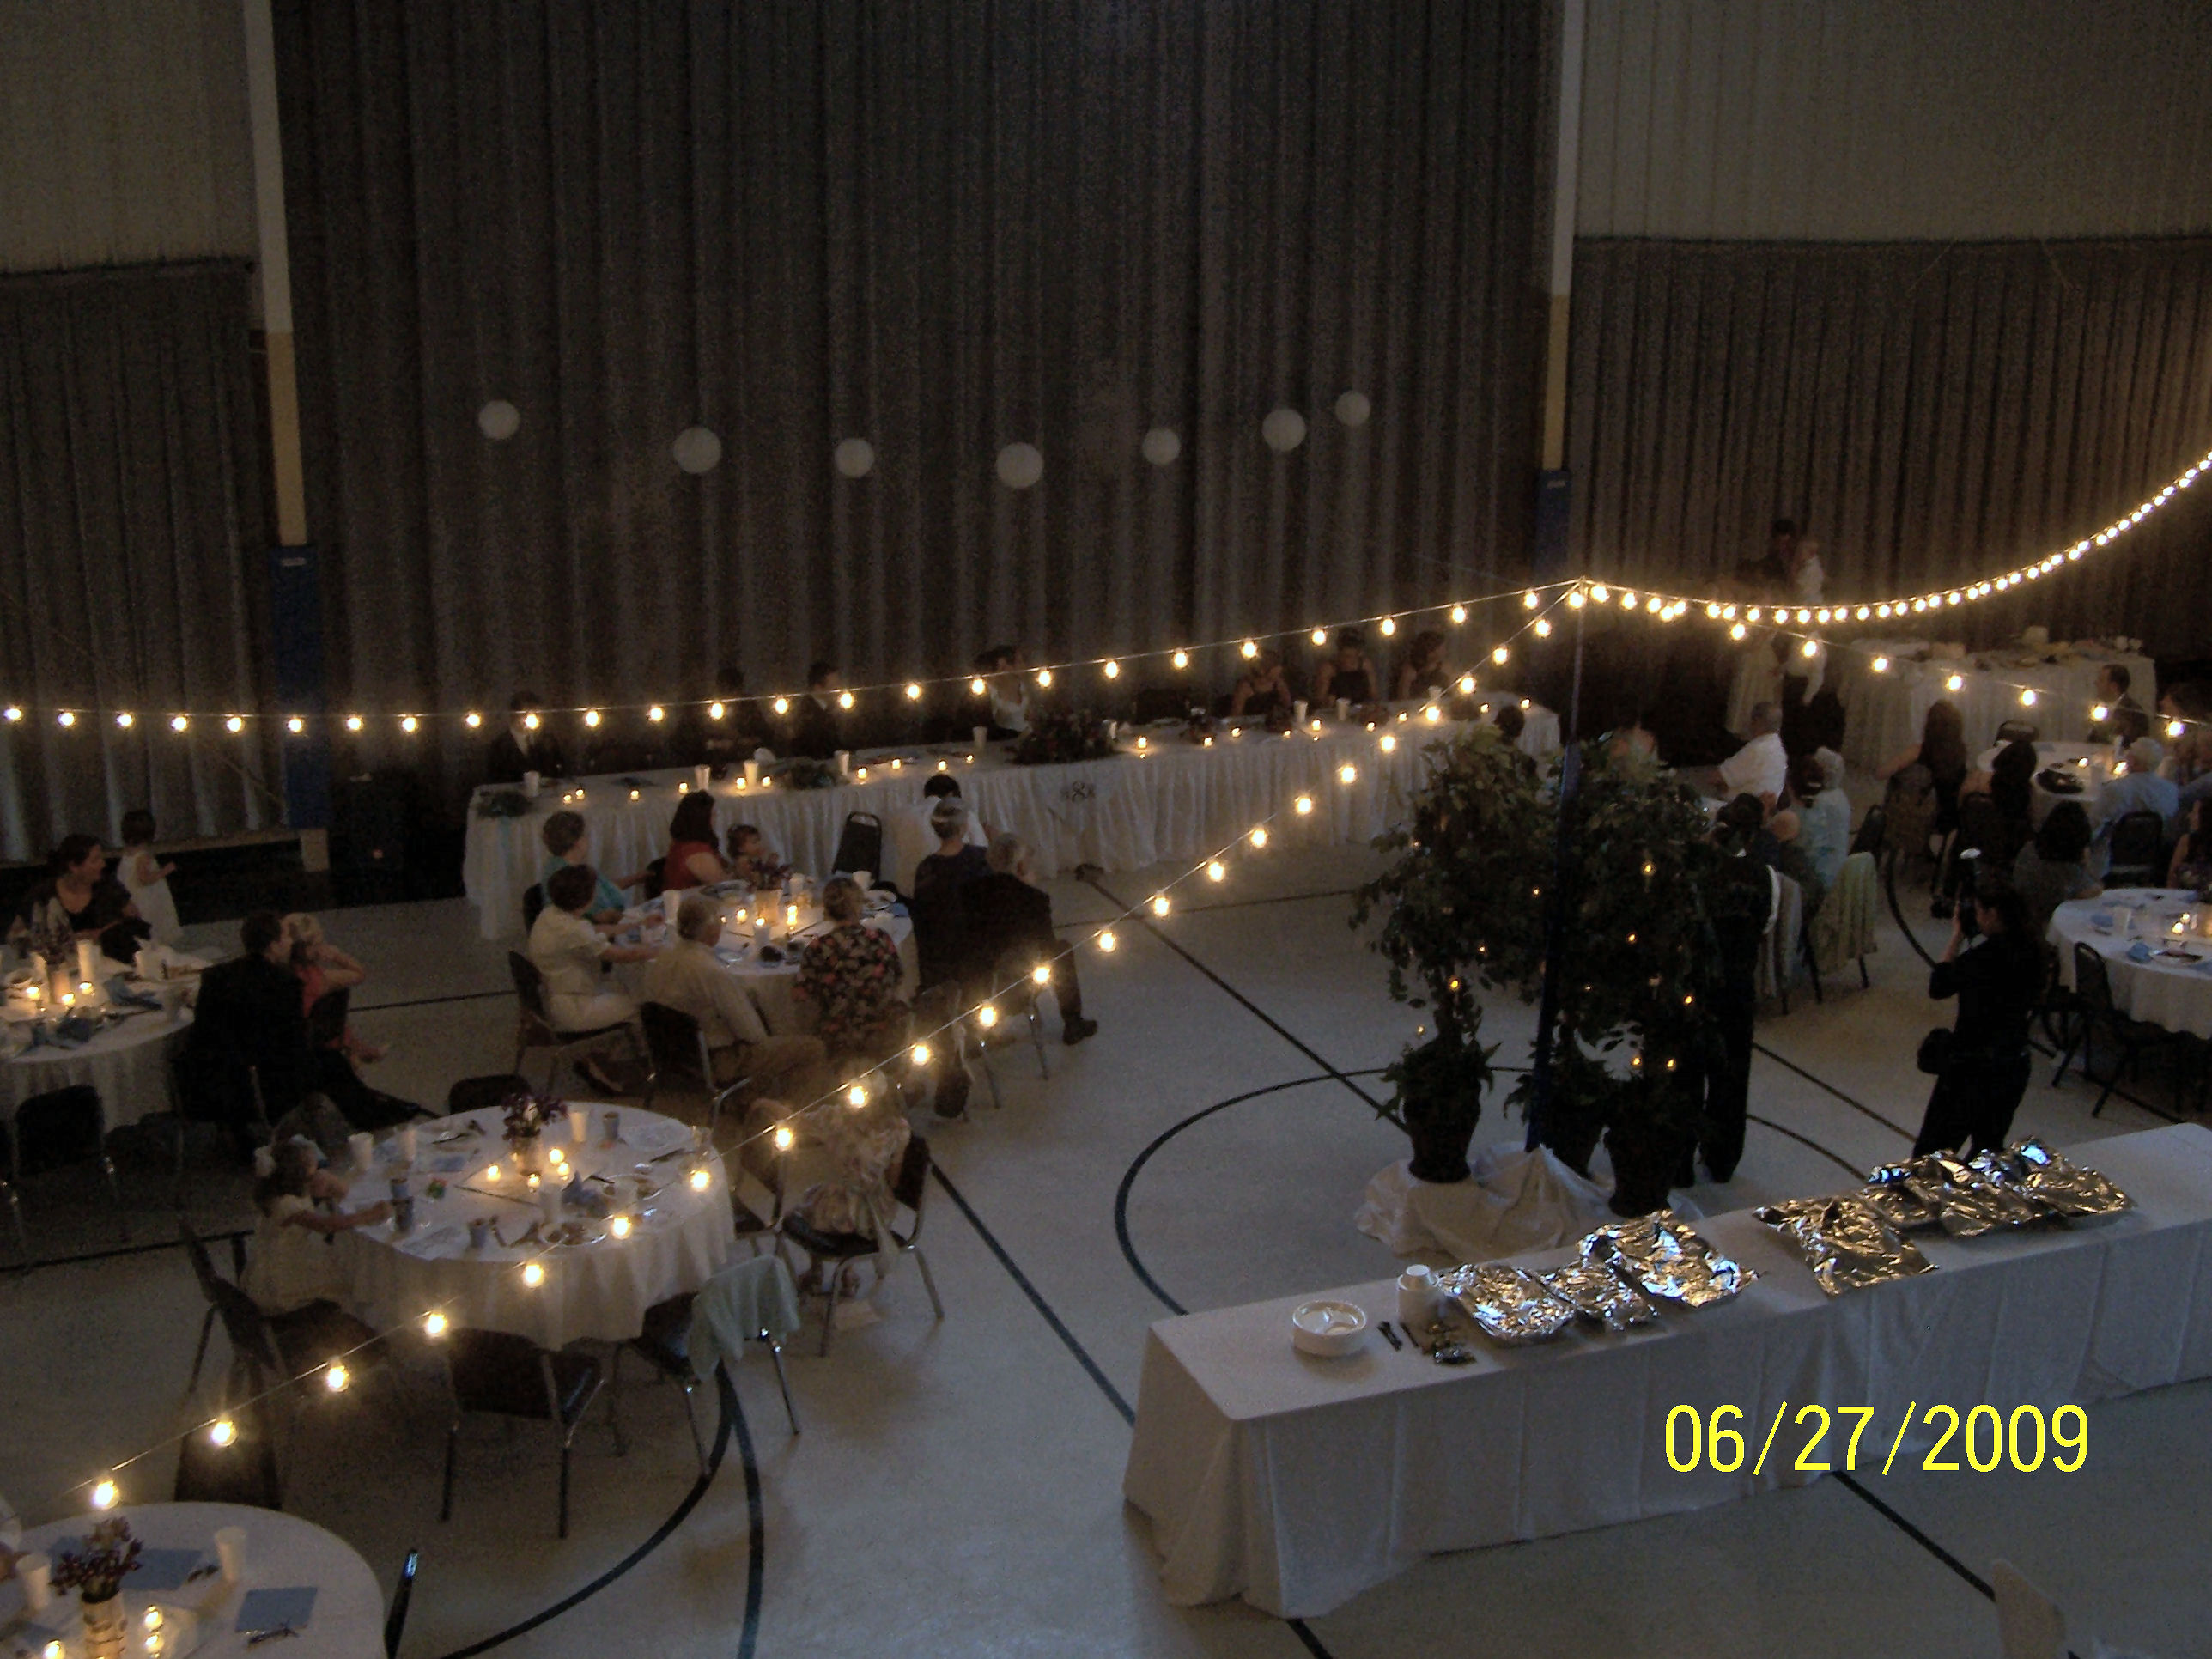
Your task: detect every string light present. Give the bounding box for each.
[2,707,18,721]
[208,1419,237,1448]
[838,690,855,709]
[523,711,540,730]
[287,715,305,734]
[346,714,363,732]
[847,1081,868,1107]
[709,701,726,720]
[1031,963,1053,983]
[2020,689,2037,707]
[57,710,75,727]
[1338,763,1357,785]
[1451,605,1468,624]
[465,711,482,727]
[1036,668,1053,688]
[1534,619,1553,637]
[91,1477,118,1510]
[1946,674,1966,693]
[772,696,789,715]
[1801,639,1819,659]
[2091,702,2110,722]
[324,1362,350,1393]
[1240,641,1258,659]
[772,1124,797,1152]
[1379,617,1397,636]
[1458,674,1476,695]
[584,708,601,727]
[401,714,418,732]
[1492,646,1509,665]
[1152,894,1171,916]
[1097,928,1118,951]
[906,683,923,700]
[1294,794,1314,814]
[1872,656,1890,673]
[1206,860,1226,881]
[1379,732,1397,752]
[690,1167,711,1190]
[911,1042,932,1067]
[522,1261,545,1286]
[1249,826,1268,848]
[113,711,132,728]
[1103,660,1120,679]
[647,705,665,722]
[1173,650,1189,669]
[423,1311,448,1338]
[977,1004,1000,1028]
[225,714,244,733]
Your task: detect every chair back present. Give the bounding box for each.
[383,1550,420,1659]
[1755,872,1805,1003]
[446,1073,533,1115]
[906,884,973,993]
[1954,792,2009,859]
[643,857,666,900]
[1847,803,1887,858]
[207,1274,287,1377]
[1130,687,1189,724]
[640,1001,709,1085]
[507,951,555,1029]
[307,984,351,1050]
[890,1133,933,1237]
[444,1328,562,1421]
[686,1254,803,1378]
[1881,769,1936,859]
[1810,852,1877,975]
[179,1216,228,1304]
[2106,810,2167,872]
[521,883,547,933]
[1995,720,2039,746]
[830,812,885,878]
[2073,942,2118,1017]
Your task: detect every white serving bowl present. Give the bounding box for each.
[1290,1298,1369,1358]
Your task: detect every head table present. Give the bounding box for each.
[1840,641,2154,772]
[7,1502,385,1659]
[463,706,1561,939]
[2049,889,2212,1040]
[1123,1123,2212,1618]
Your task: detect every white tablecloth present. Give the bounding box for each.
[337,1106,734,1347]
[2050,889,2212,1039]
[611,906,915,1036]
[463,709,1558,939]
[1976,740,2112,828]
[9,1502,384,1659]
[1,1005,191,1135]
[1124,1123,2212,1617]
[1842,644,2154,771]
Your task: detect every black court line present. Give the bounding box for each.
[353,988,513,1013]
[1752,1042,1919,1141]
[1745,1113,1866,1177]
[930,1161,1339,1658]
[1087,876,1389,1113]
[9,1226,250,1273]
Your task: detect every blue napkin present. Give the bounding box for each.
[2126,941,2155,963]
[890,902,910,919]
[104,975,161,1011]
[130,1547,206,1591]
[237,1587,318,1633]
[428,1153,470,1175]
[2089,911,2116,931]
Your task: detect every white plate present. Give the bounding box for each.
[1290,1298,1369,1358]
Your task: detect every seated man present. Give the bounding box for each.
[2086,662,2142,744]
[1717,701,1788,810]
[785,661,845,759]
[484,690,569,783]
[961,833,1097,1044]
[183,911,314,1151]
[643,895,830,1100]
[526,863,656,1093]
[2093,736,2180,872]
[885,774,988,895]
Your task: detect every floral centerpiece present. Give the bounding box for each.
[501,1089,568,1159]
[1012,711,1115,766]
[474,787,532,819]
[54,1518,141,1652]
[779,757,842,790]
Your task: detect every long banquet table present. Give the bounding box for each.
[1839,642,2155,772]
[1122,1123,2212,1617]
[465,709,1555,939]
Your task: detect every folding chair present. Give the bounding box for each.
[638,1001,750,1139]
[781,1135,945,1355]
[990,950,1054,1080]
[2103,810,2169,887]
[521,883,547,933]
[830,812,885,880]
[384,1550,420,1659]
[1809,851,1878,988]
[507,951,649,1095]
[614,1256,803,1470]
[2052,942,2186,1115]
[1994,720,2039,746]
[439,1328,605,1538]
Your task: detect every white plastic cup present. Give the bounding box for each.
[1395,1265,1438,1331]
[397,1127,418,1164]
[835,750,852,780]
[665,888,684,925]
[568,1108,589,1143]
[214,1526,246,1585]
[539,1183,562,1226]
[76,939,99,988]
[972,725,989,752]
[1427,684,1443,704]
[16,1552,51,1611]
[743,758,761,787]
[1334,698,1350,722]
[1293,700,1308,724]
[693,764,712,792]
[522,770,541,799]
[349,1132,375,1172]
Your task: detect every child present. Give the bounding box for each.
[725,823,791,890]
[240,1139,389,1317]
[118,810,180,945]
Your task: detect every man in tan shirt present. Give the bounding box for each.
[642,895,831,1103]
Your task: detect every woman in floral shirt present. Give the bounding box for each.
[796,877,909,1058]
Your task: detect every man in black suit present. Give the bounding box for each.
[785,661,846,759]
[181,911,313,1153]
[484,690,571,783]
[959,832,1097,1045]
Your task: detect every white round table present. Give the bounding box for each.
[337,1104,734,1347]
[1,999,192,1158]
[1976,739,2113,828]
[611,894,915,1035]
[8,1501,383,1659]
[2049,889,2212,1039]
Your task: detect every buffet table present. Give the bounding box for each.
[1123,1123,2212,1617]
[1840,643,2154,772]
[465,708,1557,939]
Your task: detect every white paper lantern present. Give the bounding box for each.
[1140,426,1182,466]
[672,426,723,474]
[1333,391,1371,428]
[1261,407,1308,453]
[477,400,520,441]
[833,437,876,478]
[996,441,1044,489]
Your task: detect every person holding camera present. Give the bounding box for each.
[1910,874,2042,1158]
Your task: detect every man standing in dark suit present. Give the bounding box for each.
[484,691,571,783]
[785,661,846,759]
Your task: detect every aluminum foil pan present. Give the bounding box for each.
[1896,1154,2053,1237]
[1861,1162,1943,1232]
[1971,1139,2133,1223]
[1579,1212,1757,1308]
[1536,1258,1659,1330]
[1754,1194,1936,1297]
[1436,1263,1577,1346]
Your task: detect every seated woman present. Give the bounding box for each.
[1876,700,1969,835]
[1310,629,1376,708]
[1229,650,1294,719]
[660,790,728,891]
[1391,630,1449,702]
[2011,801,2102,934]
[725,823,791,890]
[2168,796,2212,890]
[540,811,646,923]
[241,1139,391,1318]
[8,834,143,965]
[784,1086,912,1258]
[1788,750,1851,893]
[795,875,909,1061]
[526,864,658,1092]
[283,914,420,1131]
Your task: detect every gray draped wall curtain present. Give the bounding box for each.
[0,262,275,863]
[275,0,1543,777]
[1565,236,2212,660]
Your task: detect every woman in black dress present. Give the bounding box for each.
[1911,878,2042,1157]
[1312,629,1376,708]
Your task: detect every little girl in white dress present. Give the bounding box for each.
[118,809,181,944]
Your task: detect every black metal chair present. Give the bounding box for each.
[988,949,1054,1081]
[4,1083,127,1251]
[1130,687,1190,724]
[507,951,649,1094]
[445,1073,534,1115]
[439,1328,605,1538]
[638,1001,750,1141]
[1994,720,2039,746]
[781,1135,944,1355]
[1847,802,1887,859]
[2051,942,2180,1115]
[2104,810,2169,887]
[613,1280,799,1471]
[384,1550,419,1659]
[830,812,885,880]
[521,883,547,933]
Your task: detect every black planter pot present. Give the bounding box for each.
[1406,1113,1475,1183]
[1605,1133,1677,1217]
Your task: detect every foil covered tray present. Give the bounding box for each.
[1754,1194,1936,1297]
[1860,1162,1944,1232]
[1893,1154,2055,1237]
[1536,1258,1660,1330]
[1436,1263,1578,1346]
[1971,1139,2133,1223]
[1578,1212,1757,1309]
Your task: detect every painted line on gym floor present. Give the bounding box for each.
[929,1160,1340,1659]
[1751,1042,1919,1141]
[352,988,514,1013]
[431,1368,748,1659]
[1085,876,1389,1112]
[1744,1113,1864,1177]
[6,1226,250,1273]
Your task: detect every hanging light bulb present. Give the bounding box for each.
[1729,622,1748,641]
[1567,589,1587,609]
[225,714,244,733]
[1590,585,1609,604]
[1249,826,1268,848]
[1534,619,1553,637]
[1801,639,1819,659]
[1097,928,1118,952]
[91,1477,119,1510]
[1379,617,1396,636]
[1311,628,1328,646]
[772,696,790,715]
[905,684,923,701]
[690,1166,711,1190]
[647,705,665,723]
[2169,718,2187,738]
[522,1261,545,1286]
[325,1361,351,1393]
[1492,645,1509,665]
[1620,591,1636,609]
[2090,702,2110,723]
[1872,656,1890,673]
[1458,674,1476,695]
[1453,605,1470,623]
[583,708,601,727]
[1946,673,1966,693]
[209,1418,238,1448]
[838,690,856,709]
[1031,962,1053,983]
[772,1123,797,1152]
[977,1004,1000,1028]
[57,710,76,727]
[1338,763,1357,785]
[1036,668,1053,688]
[1152,894,1171,916]
[1206,860,1226,882]
[346,714,363,732]
[1379,732,1397,752]
[911,1042,932,1067]
[2019,689,2037,707]
[1294,794,1314,814]
[1,707,19,721]
[1103,660,1120,679]
[847,1081,868,1107]
[1240,641,1258,659]
[401,714,418,732]
[709,701,726,720]
[1172,649,1190,669]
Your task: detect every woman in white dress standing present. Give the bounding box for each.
[118,810,181,944]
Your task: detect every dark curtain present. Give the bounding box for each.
[0,261,276,864]
[1566,236,2212,660]
[274,0,1543,781]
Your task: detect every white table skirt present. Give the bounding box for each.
[2050,890,2212,1039]
[1842,645,2154,771]
[9,1502,384,1659]
[1124,1123,2212,1618]
[0,1008,191,1131]
[463,710,1553,939]
[611,910,915,1036]
[337,1106,734,1347]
